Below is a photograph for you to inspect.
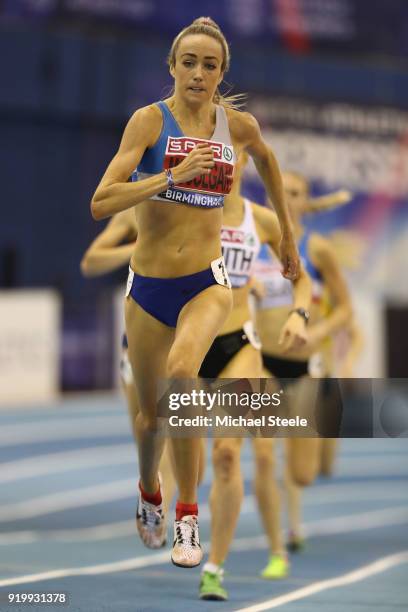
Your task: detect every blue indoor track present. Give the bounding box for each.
[0,395,407,611]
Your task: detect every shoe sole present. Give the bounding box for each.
[171,557,202,569]
[140,542,167,550]
[261,574,289,580]
[136,518,167,550]
[137,534,167,549]
[199,594,228,601]
[287,542,305,553]
[136,529,167,550]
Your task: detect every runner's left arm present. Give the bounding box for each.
[81,210,137,277]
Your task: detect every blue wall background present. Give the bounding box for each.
[2,24,408,298]
[2,12,407,387]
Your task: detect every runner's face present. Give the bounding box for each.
[282,173,309,218]
[171,34,224,105]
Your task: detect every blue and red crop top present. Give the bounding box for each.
[131,101,235,209]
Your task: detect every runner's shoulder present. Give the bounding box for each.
[125,104,163,147]
[225,108,260,144]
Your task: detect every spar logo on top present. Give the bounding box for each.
[164,137,234,195]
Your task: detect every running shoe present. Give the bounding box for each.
[199,568,228,601]
[287,531,306,553]
[171,515,202,568]
[261,554,289,579]
[136,495,166,549]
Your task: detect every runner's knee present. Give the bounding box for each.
[290,462,316,487]
[213,441,241,481]
[254,447,275,475]
[138,412,163,434]
[167,353,199,378]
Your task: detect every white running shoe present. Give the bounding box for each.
[136,495,166,549]
[171,515,202,568]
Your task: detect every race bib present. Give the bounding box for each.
[243,320,262,350]
[211,256,232,289]
[120,349,134,385]
[125,267,134,297]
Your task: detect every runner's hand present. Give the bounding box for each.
[171,143,215,183]
[278,313,307,353]
[280,232,300,280]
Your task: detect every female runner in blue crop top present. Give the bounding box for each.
[91,16,299,569]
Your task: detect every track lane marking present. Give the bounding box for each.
[233,550,408,611]
[0,506,407,587]
[0,444,136,484]
[0,417,130,447]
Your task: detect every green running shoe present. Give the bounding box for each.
[199,569,228,601]
[261,554,289,580]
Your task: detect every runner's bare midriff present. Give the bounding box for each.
[130,199,223,277]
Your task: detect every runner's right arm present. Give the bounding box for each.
[91,106,215,220]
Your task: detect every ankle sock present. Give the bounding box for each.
[175,501,198,521]
[139,480,162,506]
[203,562,222,575]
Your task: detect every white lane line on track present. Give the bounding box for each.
[306,506,408,536]
[1,502,407,546]
[233,550,408,612]
[3,449,406,484]
[0,405,122,426]
[0,506,407,587]
[0,495,253,544]
[0,480,137,522]
[229,506,408,552]
[2,435,403,486]
[335,464,408,478]
[3,437,406,493]
[0,444,136,484]
[303,482,408,506]
[2,473,407,526]
[0,417,130,447]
